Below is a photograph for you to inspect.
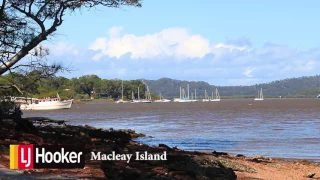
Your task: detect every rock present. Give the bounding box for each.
[236,154,245,157]
[212,151,228,156]
[159,144,171,150]
[306,172,315,178]
[2,119,17,129]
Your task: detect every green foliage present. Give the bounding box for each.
[295,88,320,98]
[4,72,148,100]
[4,73,320,100]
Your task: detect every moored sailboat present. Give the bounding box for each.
[254,88,264,101]
[210,88,221,102]
[116,80,130,103]
[202,90,210,102]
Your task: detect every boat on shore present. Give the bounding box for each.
[15,95,73,110]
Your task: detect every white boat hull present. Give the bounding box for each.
[161,99,171,102]
[116,100,130,103]
[254,98,264,101]
[20,99,73,110]
[210,99,221,102]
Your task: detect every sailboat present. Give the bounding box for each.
[132,87,142,103]
[116,81,130,103]
[190,89,199,102]
[175,84,193,102]
[141,86,152,103]
[254,88,264,101]
[154,93,171,102]
[202,90,210,102]
[210,88,221,102]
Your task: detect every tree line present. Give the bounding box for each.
[0,73,151,100]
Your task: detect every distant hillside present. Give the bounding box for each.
[143,76,320,98]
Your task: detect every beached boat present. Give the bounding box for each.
[15,95,73,110]
[254,88,264,101]
[210,88,221,102]
[317,94,320,98]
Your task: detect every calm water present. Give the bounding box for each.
[22,99,320,161]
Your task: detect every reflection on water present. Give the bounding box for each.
[23,99,320,161]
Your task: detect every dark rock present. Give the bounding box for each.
[306,172,315,178]
[159,144,171,150]
[236,154,245,157]
[212,151,229,156]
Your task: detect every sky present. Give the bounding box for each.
[39,0,320,86]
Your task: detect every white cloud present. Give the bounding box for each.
[52,27,320,86]
[89,27,214,60]
[48,42,78,56]
[243,67,256,77]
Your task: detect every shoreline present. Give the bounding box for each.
[1,117,319,179]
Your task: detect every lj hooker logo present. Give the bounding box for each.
[10,145,85,169]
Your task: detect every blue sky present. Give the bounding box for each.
[41,0,320,85]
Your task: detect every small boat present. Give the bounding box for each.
[317,94,320,98]
[161,99,171,102]
[254,88,264,101]
[210,88,221,102]
[15,94,73,110]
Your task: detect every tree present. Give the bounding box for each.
[72,75,100,97]
[0,0,141,77]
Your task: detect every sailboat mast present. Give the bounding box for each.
[121,80,124,100]
[180,87,182,99]
[216,88,219,99]
[195,89,197,99]
[187,84,189,99]
[138,87,140,100]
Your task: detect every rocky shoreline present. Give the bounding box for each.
[1,117,320,180]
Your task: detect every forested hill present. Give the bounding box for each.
[144,75,320,98]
